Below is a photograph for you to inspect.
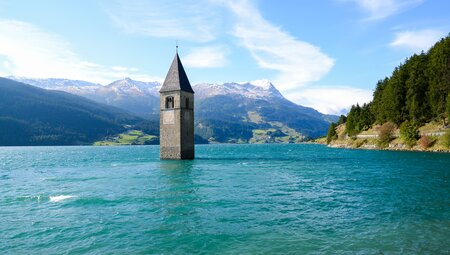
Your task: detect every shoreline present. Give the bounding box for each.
[323,141,450,153]
[0,142,449,153]
[320,122,450,154]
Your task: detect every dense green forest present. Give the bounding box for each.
[338,35,450,138]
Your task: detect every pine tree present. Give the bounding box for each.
[405,53,430,124]
[446,93,450,125]
[359,103,374,130]
[326,123,337,144]
[346,105,360,136]
[384,66,408,125]
[337,115,347,125]
[427,36,450,123]
[344,35,450,137]
[372,78,389,123]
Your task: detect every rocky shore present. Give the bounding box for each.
[327,141,450,153]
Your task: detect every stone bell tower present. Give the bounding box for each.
[159,50,195,159]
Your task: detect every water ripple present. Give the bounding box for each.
[0,144,449,254]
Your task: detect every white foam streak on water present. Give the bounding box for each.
[49,195,76,202]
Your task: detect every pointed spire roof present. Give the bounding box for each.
[160,53,194,93]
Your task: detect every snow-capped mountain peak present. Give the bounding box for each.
[248,79,274,90]
[193,80,284,100]
[7,76,101,89]
[107,78,159,88]
[105,78,161,96]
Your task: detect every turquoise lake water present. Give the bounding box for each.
[1,144,449,254]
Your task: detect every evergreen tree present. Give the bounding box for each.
[343,35,450,138]
[372,78,389,123]
[345,105,360,136]
[447,93,450,124]
[427,36,450,123]
[326,123,337,144]
[345,103,374,136]
[337,115,347,125]
[359,103,374,130]
[405,53,430,124]
[383,66,408,125]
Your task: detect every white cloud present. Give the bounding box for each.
[0,20,161,84]
[183,46,228,68]
[222,0,369,115]
[107,0,221,43]
[106,0,358,115]
[390,29,445,52]
[223,0,334,93]
[286,86,373,115]
[111,66,139,72]
[345,0,423,20]
[217,0,372,115]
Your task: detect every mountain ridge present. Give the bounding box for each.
[8,76,334,116]
[0,77,151,145]
[7,76,338,141]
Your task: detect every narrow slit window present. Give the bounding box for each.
[185,98,189,109]
[165,96,174,109]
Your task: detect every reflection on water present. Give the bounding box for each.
[157,160,199,234]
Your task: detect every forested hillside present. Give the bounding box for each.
[323,35,450,151]
[342,35,450,136]
[195,84,335,142]
[0,78,146,145]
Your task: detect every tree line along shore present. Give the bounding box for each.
[321,34,450,152]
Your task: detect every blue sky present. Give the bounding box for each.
[0,0,449,114]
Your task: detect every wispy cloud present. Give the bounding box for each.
[184,45,229,68]
[104,0,363,114]
[107,0,221,43]
[218,0,364,114]
[286,86,373,115]
[390,29,445,52]
[223,0,334,92]
[344,0,424,20]
[0,1,372,115]
[111,66,139,72]
[0,20,161,84]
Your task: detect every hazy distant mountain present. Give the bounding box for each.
[194,80,336,140]
[9,76,101,89]
[9,76,161,119]
[8,76,338,141]
[194,80,284,100]
[0,77,147,146]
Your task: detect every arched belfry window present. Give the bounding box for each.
[165,96,174,109]
[185,98,189,109]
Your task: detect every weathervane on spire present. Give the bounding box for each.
[176,40,179,53]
